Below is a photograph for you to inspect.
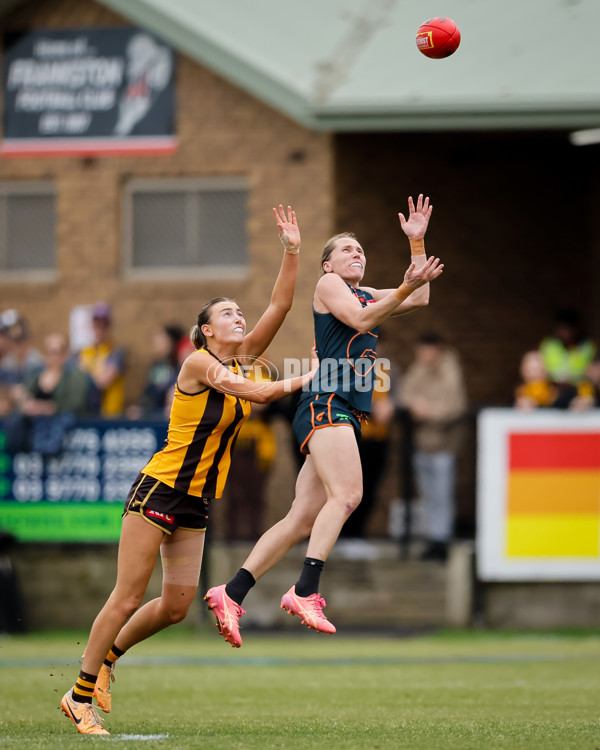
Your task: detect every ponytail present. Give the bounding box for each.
[190,324,204,349]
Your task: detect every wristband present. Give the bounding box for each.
[409,237,425,255]
[393,282,413,302]
[280,233,300,254]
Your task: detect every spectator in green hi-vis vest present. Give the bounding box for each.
[539,308,596,387]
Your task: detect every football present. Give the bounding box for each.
[416,17,461,59]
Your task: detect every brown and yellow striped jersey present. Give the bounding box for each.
[142,349,251,499]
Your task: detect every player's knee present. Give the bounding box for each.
[295,516,315,539]
[163,601,190,624]
[115,594,144,620]
[343,489,363,515]
[288,505,320,539]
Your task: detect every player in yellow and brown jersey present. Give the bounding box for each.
[61,205,318,735]
[141,350,252,501]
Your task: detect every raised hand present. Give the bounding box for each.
[273,204,301,252]
[398,194,432,239]
[403,256,444,289]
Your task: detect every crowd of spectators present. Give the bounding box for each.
[0,305,194,454]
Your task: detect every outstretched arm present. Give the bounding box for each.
[238,205,300,358]
[180,347,318,404]
[315,255,443,334]
[365,194,434,315]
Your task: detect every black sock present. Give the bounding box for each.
[295,557,325,597]
[104,643,125,669]
[225,568,256,605]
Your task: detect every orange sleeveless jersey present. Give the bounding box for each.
[142,352,251,499]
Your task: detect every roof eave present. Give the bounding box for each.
[310,106,600,132]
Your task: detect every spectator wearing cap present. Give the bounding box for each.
[76,303,127,417]
[0,309,44,388]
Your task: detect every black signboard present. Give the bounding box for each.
[0,418,168,542]
[1,28,176,157]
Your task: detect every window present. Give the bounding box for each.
[123,178,248,279]
[0,182,56,277]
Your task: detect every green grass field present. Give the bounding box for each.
[1,626,599,749]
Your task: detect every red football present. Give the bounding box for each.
[416,17,461,59]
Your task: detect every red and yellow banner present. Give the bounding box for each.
[507,433,600,557]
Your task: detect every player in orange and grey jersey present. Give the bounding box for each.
[61,205,318,735]
[206,195,444,643]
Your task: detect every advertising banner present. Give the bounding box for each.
[477,409,600,581]
[1,28,176,157]
[0,419,167,542]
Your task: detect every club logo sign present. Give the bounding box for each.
[1,28,176,157]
